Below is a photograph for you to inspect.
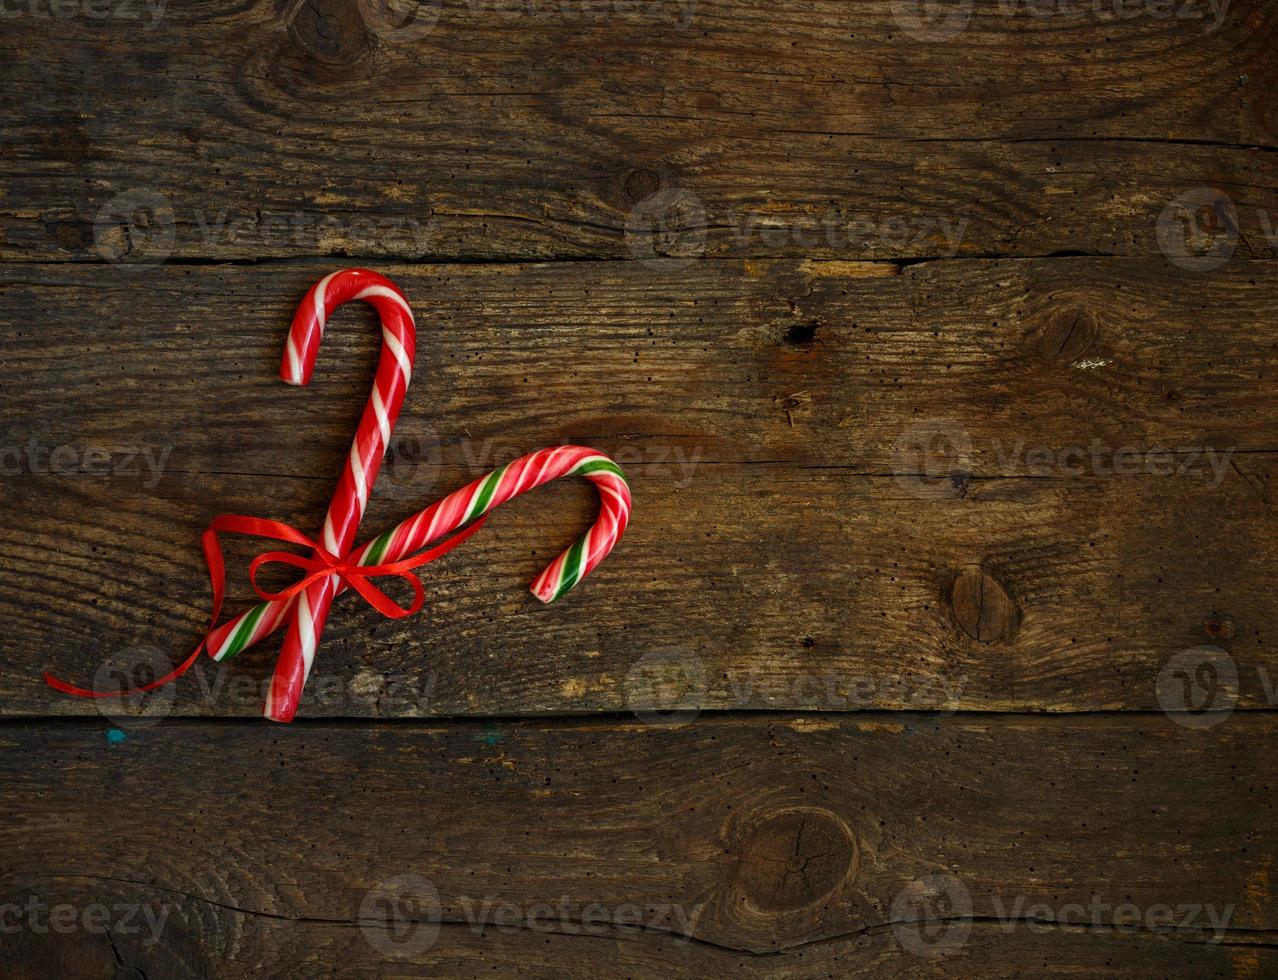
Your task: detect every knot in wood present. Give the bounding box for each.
[287,0,372,65]
[732,807,858,914]
[950,568,1018,643]
[623,168,662,203]
[1038,306,1098,364]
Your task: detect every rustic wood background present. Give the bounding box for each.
[2,0,1276,975]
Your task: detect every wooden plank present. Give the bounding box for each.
[1,259,1275,716]
[0,714,1274,975]
[4,879,1270,979]
[1,1,1276,261]
[6,459,1276,717]
[2,259,1275,475]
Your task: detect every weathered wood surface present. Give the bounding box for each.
[1,261,1274,717]
[3,258,1276,474]
[4,0,1277,973]
[5,456,1276,718]
[2,0,1277,262]
[1,715,1274,976]
[7,904,1266,980]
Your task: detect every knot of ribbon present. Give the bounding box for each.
[234,515,486,621]
[44,512,486,700]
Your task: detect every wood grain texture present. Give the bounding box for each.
[3,0,1276,973]
[1,0,1276,262]
[1,261,1274,717]
[6,899,1267,980]
[2,258,1275,475]
[1,714,1274,976]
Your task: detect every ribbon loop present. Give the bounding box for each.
[343,570,424,620]
[248,550,335,603]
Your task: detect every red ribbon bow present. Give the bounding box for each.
[44,513,487,699]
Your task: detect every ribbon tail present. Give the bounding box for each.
[44,642,205,699]
[43,516,234,700]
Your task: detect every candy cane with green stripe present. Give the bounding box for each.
[205,445,631,665]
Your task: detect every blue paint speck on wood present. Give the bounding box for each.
[106,728,127,745]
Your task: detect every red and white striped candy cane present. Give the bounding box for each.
[266,268,416,722]
[205,445,631,668]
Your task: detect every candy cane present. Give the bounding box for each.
[206,444,632,666]
[45,272,635,723]
[267,269,416,723]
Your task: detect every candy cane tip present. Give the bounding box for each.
[263,700,294,723]
[263,683,290,722]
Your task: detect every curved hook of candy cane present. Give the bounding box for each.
[204,446,632,665]
[268,268,418,723]
[358,445,632,604]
